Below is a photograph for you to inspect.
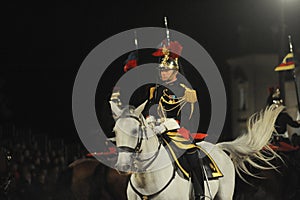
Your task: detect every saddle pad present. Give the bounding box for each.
[163,139,223,180]
[202,155,223,180]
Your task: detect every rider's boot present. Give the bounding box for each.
[186,149,205,200]
[192,167,204,200]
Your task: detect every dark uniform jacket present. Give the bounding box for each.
[275,112,300,134]
[143,79,187,122]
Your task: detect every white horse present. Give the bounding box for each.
[110,101,284,200]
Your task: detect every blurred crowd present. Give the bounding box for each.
[0,124,88,200]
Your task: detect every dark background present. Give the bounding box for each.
[1,0,300,142]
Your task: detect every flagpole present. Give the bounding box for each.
[290,35,300,113]
[154,16,170,101]
[279,0,286,102]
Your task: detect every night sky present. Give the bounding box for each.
[1,0,300,141]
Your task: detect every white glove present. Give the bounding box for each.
[153,124,167,134]
[153,118,180,134]
[164,118,180,130]
[146,116,156,128]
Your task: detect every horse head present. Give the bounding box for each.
[110,101,163,175]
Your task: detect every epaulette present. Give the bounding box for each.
[180,83,198,119]
[180,84,198,103]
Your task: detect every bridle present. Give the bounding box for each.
[116,114,177,199]
[117,114,146,154]
[116,114,163,172]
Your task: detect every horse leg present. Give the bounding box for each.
[198,142,235,200]
[212,152,235,200]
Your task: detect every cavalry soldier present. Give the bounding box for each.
[267,87,300,146]
[132,40,206,200]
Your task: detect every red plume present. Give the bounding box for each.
[168,41,183,59]
[152,40,183,58]
[152,49,164,57]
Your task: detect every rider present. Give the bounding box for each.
[267,87,300,145]
[134,40,205,200]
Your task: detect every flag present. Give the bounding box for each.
[123,51,138,72]
[274,52,295,71]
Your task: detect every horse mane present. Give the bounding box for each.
[217,105,284,183]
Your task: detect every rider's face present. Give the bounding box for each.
[160,69,177,82]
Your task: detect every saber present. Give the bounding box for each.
[164,16,170,46]
[154,17,170,101]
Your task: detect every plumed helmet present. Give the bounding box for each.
[267,87,283,106]
[152,40,183,71]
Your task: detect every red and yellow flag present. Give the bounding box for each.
[274,52,295,71]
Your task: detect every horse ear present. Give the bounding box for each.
[109,101,122,118]
[134,100,148,116]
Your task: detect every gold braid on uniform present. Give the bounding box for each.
[158,84,198,120]
[159,89,184,116]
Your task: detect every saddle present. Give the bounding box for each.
[162,137,223,180]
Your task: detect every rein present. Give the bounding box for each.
[117,114,163,172]
[135,142,162,171]
[117,114,177,199]
[117,115,145,154]
[129,166,176,200]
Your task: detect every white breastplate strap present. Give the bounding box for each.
[129,166,176,200]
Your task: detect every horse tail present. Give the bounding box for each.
[217,105,284,182]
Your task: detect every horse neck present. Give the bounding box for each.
[140,128,160,153]
[131,130,175,191]
[131,153,174,193]
[138,130,172,171]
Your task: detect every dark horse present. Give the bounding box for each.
[54,157,129,200]
[233,146,300,200]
